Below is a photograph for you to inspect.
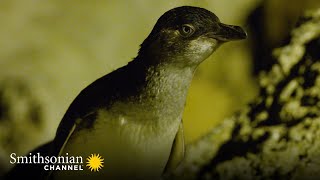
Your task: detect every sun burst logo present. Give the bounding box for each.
[86,154,104,172]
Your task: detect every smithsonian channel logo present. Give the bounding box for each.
[9,153,104,172]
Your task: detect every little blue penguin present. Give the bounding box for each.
[6,6,247,180]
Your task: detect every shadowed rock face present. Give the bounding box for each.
[168,9,320,180]
[247,0,320,75]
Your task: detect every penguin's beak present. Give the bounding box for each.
[211,23,247,41]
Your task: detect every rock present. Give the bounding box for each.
[169,9,320,180]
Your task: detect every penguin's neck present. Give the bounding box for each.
[128,54,196,124]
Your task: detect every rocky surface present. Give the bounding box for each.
[170,9,320,180]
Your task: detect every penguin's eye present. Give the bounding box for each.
[179,24,195,37]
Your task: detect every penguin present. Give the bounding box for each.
[6,6,247,180]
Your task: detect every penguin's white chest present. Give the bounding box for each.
[53,109,181,180]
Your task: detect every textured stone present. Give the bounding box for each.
[169,9,320,180]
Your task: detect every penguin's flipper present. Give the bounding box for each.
[57,122,77,156]
[163,121,185,174]
[44,121,78,179]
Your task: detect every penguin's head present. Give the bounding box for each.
[139,6,247,67]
